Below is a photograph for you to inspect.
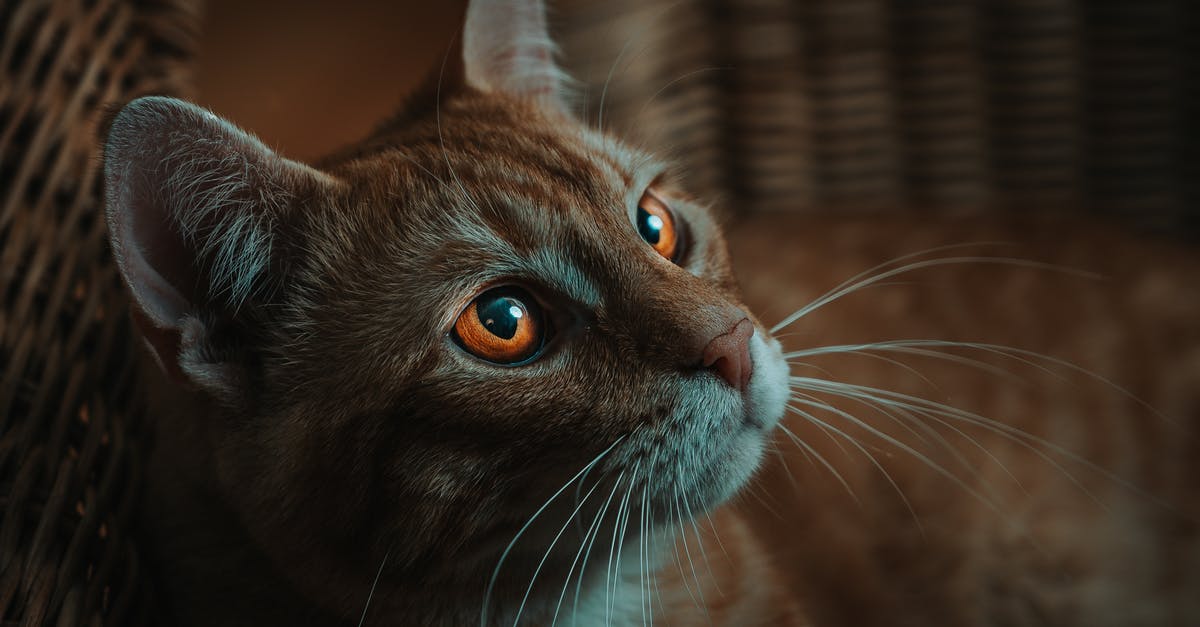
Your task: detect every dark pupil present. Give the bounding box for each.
[476,294,522,340]
[636,206,663,245]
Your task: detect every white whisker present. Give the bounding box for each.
[771,251,1100,334]
[512,469,608,626]
[666,493,700,609]
[555,471,624,627]
[569,472,624,626]
[703,511,731,564]
[789,390,1005,512]
[787,403,927,535]
[481,437,623,626]
[434,41,486,221]
[790,378,1123,509]
[777,423,861,504]
[681,490,722,598]
[674,491,710,619]
[606,460,640,625]
[356,550,389,627]
[793,340,1169,425]
[638,481,650,627]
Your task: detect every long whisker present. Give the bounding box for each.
[793,378,1098,474]
[770,244,1009,334]
[639,481,650,627]
[612,465,638,622]
[649,523,666,622]
[776,424,859,505]
[787,403,927,535]
[781,332,1180,509]
[814,383,1023,507]
[789,339,1169,425]
[595,0,689,137]
[356,550,390,627]
[786,344,1035,390]
[606,461,640,625]
[666,493,700,609]
[770,441,807,495]
[673,491,713,625]
[791,378,1124,508]
[568,470,624,619]
[434,40,486,219]
[843,389,1021,503]
[681,490,722,598]
[554,471,624,627]
[789,392,1000,515]
[771,253,1100,334]
[703,511,731,564]
[512,470,608,626]
[596,31,636,136]
[481,437,623,626]
[633,66,728,123]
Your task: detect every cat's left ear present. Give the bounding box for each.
[103,96,335,405]
[461,0,569,112]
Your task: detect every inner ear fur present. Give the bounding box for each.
[104,96,333,404]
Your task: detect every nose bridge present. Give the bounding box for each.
[602,259,746,368]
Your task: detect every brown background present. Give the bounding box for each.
[195,0,466,161]
[195,1,1200,240]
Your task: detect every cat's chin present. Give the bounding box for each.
[705,332,789,504]
[682,332,790,511]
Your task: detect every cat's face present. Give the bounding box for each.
[278,92,789,555]
[103,0,787,613]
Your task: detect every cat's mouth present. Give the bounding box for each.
[743,330,790,432]
[621,327,790,515]
[679,328,789,510]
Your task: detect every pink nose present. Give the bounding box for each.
[701,318,755,392]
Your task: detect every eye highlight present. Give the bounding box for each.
[636,191,681,262]
[452,287,545,365]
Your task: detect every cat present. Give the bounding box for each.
[102,0,1200,625]
[104,0,799,624]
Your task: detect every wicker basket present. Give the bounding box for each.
[0,0,199,624]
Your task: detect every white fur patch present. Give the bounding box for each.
[747,331,790,431]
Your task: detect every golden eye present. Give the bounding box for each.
[452,287,545,364]
[636,191,680,262]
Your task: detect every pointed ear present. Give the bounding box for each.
[104,96,332,404]
[461,0,569,112]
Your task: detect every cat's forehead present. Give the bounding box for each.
[326,98,672,303]
[421,100,658,205]
[346,95,661,207]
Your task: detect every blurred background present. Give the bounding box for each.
[194,0,1199,239]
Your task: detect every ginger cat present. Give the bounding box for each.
[102,0,1198,624]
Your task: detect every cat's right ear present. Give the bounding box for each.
[460,0,570,112]
[104,96,333,404]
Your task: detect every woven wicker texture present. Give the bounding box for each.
[556,0,1200,236]
[0,0,198,624]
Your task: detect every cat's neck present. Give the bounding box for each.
[137,372,674,625]
[143,460,675,626]
[137,368,800,625]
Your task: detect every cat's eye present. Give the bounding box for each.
[636,191,681,262]
[452,287,546,365]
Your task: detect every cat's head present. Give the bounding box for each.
[104,0,787,616]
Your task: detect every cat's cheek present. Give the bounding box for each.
[745,333,789,432]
